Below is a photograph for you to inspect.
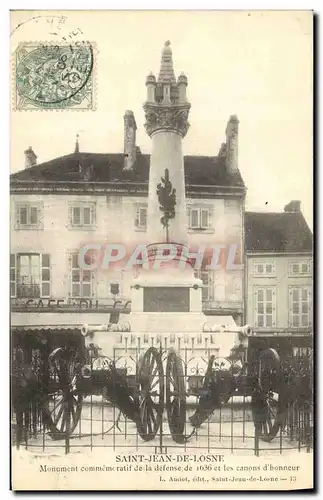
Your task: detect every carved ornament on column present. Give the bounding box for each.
[143,104,191,137]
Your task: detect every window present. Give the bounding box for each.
[253,260,276,277]
[134,203,147,230]
[254,286,276,328]
[69,253,95,298]
[15,202,43,229]
[187,206,212,230]
[289,260,312,276]
[68,202,96,228]
[194,270,213,301]
[10,253,51,298]
[10,254,16,297]
[289,286,312,327]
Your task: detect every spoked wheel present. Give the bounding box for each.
[166,350,187,444]
[189,356,234,429]
[251,348,286,442]
[42,348,83,439]
[204,356,234,406]
[136,347,164,441]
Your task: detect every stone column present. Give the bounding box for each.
[129,41,203,316]
[145,115,189,246]
[143,41,191,268]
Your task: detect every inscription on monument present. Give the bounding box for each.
[143,287,190,312]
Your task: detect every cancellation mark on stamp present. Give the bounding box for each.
[14,42,94,110]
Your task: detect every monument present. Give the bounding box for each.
[130,40,205,331]
[82,42,248,361]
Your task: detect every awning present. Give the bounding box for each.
[11,312,128,330]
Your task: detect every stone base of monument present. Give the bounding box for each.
[81,315,242,365]
[81,245,246,367]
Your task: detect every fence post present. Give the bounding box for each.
[159,343,163,453]
[254,424,260,457]
[65,402,70,454]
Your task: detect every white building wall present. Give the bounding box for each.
[246,255,313,330]
[11,192,244,309]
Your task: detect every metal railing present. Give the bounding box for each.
[11,344,313,457]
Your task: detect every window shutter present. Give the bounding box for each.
[141,207,147,229]
[254,288,259,326]
[288,287,294,326]
[186,206,191,227]
[208,206,214,229]
[91,267,96,297]
[134,203,140,228]
[10,254,16,298]
[37,204,44,229]
[308,287,312,325]
[30,206,38,225]
[15,205,20,228]
[41,254,51,297]
[90,203,96,225]
[272,287,276,326]
[201,208,209,229]
[68,253,73,297]
[68,205,73,226]
[190,208,199,228]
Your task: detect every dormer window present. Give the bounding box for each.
[288,260,312,276]
[252,260,276,277]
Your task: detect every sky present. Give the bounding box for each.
[10,10,313,228]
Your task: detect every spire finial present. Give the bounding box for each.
[74,133,80,154]
[158,40,176,83]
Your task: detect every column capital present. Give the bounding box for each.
[143,102,191,138]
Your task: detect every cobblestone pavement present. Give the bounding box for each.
[13,398,310,457]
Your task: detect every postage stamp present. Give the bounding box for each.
[14,42,95,110]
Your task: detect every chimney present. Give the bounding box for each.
[24,146,37,169]
[218,142,227,158]
[225,115,239,173]
[284,200,301,213]
[124,110,137,170]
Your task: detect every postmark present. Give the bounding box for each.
[14,42,94,110]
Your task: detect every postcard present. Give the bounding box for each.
[10,10,313,491]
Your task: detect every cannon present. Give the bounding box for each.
[165,345,287,444]
[12,321,290,445]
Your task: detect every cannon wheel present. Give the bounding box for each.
[136,347,164,441]
[204,356,233,406]
[42,348,83,439]
[166,350,186,444]
[251,348,286,442]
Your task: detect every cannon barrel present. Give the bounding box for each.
[81,322,131,337]
[81,324,110,337]
[203,323,253,335]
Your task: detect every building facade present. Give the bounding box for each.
[10,114,246,326]
[10,42,312,338]
[245,200,313,342]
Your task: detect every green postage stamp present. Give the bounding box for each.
[14,42,95,110]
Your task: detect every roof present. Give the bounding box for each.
[10,151,245,191]
[245,211,313,253]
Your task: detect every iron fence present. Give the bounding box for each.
[11,343,313,457]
